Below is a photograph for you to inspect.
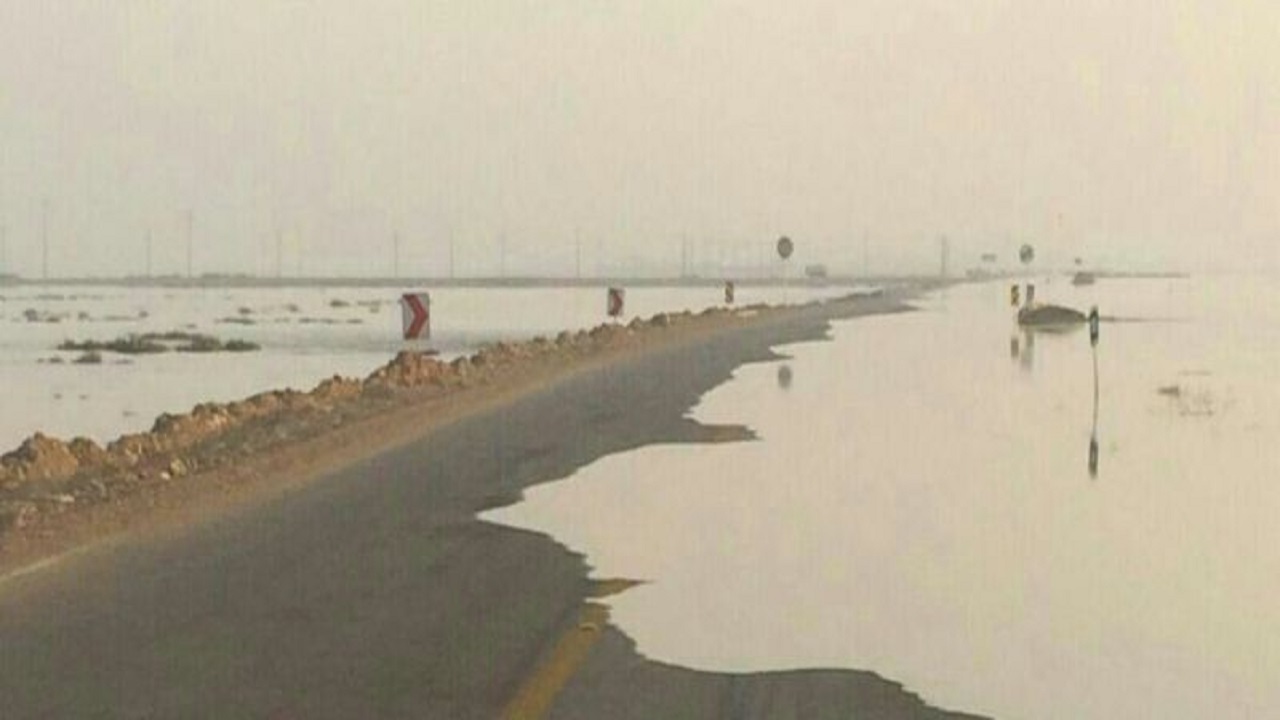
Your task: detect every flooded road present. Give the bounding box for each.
[0,284,847,449]
[489,276,1280,719]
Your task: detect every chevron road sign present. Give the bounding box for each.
[400,292,431,340]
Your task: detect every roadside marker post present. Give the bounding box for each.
[606,287,625,321]
[400,292,431,341]
[724,281,736,305]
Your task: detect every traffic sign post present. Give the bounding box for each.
[776,236,794,303]
[400,292,431,340]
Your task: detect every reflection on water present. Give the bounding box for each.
[1010,320,1102,481]
[488,277,1280,720]
[1090,345,1101,479]
[776,364,793,391]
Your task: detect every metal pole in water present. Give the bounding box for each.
[1089,305,1101,479]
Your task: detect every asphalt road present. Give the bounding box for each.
[0,293,986,719]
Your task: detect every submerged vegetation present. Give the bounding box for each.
[57,332,261,355]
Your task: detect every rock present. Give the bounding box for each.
[68,437,108,466]
[1,433,81,483]
[168,458,189,478]
[369,351,451,388]
[87,479,109,500]
[0,502,38,532]
[313,376,362,403]
[450,357,474,379]
[37,493,76,506]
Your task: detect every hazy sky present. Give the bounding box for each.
[0,1,1276,277]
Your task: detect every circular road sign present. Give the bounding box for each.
[1019,243,1035,265]
[777,236,794,260]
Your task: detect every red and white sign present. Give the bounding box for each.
[400,292,431,340]
[606,287,625,318]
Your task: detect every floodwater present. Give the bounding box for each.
[0,283,847,451]
[487,276,1280,720]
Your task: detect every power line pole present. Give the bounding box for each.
[275,227,284,279]
[939,234,950,278]
[0,220,7,278]
[499,231,507,279]
[145,227,153,278]
[185,209,194,279]
[41,198,49,281]
[448,233,456,279]
[392,229,401,279]
[575,227,582,279]
[863,229,870,278]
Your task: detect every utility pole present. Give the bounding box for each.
[392,229,401,279]
[275,227,284,279]
[41,198,49,281]
[185,209,194,279]
[145,228,153,278]
[499,231,507,279]
[939,235,950,278]
[448,233,456,279]
[576,232,583,280]
[863,229,870,278]
[0,220,7,278]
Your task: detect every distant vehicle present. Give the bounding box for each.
[804,264,828,279]
[1018,303,1087,329]
[1072,271,1096,286]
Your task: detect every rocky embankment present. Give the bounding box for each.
[0,307,745,541]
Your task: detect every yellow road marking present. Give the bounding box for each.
[501,602,611,720]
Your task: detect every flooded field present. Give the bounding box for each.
[488,276,1280,720]
[0,283,847,450]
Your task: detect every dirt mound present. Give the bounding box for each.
[0,306,748,544]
